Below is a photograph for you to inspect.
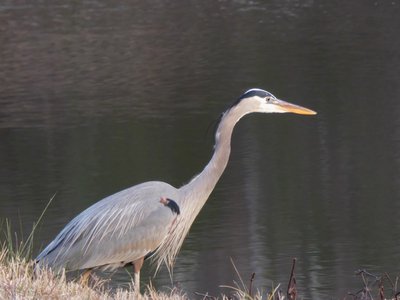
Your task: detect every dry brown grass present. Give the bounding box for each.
[0,246,189,300]
[0,242,281,300]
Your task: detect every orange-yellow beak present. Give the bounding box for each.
[275,99,317,115]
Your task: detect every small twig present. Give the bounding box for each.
[355,269,379,300]
[287,258,297,300]
[394,276,399,299]
[248,272,255,298]
[383,272,395,289]
[379,280,385,300]
[355,269,380,281]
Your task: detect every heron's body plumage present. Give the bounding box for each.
[36,181,180,271]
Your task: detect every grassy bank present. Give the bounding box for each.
[1,210,398,299]
[2,245,400,300]
[0,211,191,300]
[0,245,189,300]
[0,244,275,299]
[0,239,278,300]
[0,200,271,300]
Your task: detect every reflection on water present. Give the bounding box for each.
[1,1,400,298]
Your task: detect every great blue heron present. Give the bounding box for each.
[35,88,316,291]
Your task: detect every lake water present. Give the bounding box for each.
[1,1,400,299]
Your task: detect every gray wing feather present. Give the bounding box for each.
[36,181,179,272]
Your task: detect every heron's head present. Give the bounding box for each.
[234,88,317,115]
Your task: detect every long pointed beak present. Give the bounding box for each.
[275,99,317,115]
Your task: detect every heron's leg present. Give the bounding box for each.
[132,257,144,293]
[80,268,92,285]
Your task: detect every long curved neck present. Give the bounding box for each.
[180,104,251,199]
[155,101,257,271]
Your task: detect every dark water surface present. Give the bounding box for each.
[1,1,400,299]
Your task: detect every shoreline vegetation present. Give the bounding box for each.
[0,244,269,300]
[0,214,276,300]
[0,246,186,299]
[1,203,399,299]
[2,240,399,300]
